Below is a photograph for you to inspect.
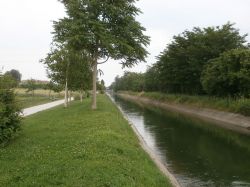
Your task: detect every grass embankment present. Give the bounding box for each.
[0,95,171,186]
[15,88,64,109]
[120,91,250,117]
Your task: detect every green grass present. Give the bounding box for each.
[15,88,64,97]
[16,95,57,109]
[0,95,171,187]
[120,91,250,116]
[15,88,64,109]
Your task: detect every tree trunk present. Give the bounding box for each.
[92,59,97,110]
[64,61,70,108]
[64,78,68,108]
[80,90,83,103]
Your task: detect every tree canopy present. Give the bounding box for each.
[111,23,250,99]
[201,49,250,97]
[53,0,150,109]
[157,23,247,94]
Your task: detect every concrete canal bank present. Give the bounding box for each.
[118,93,250,135]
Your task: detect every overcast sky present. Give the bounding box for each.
[1,0,250,86]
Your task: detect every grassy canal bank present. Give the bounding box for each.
[120,91,250,117]
[0,95,171,186]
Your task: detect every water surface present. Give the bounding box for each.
[110,94,250,187]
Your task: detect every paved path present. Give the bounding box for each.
[22,99,70,117]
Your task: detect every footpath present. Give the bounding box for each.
[23,98,73,117]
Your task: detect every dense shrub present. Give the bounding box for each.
[235,99,250,116]
[0,80,21,145]
[73,93,81,101]
[201,49,250,97]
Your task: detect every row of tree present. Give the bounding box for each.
[42,0,150,109]
[111,23,250,98]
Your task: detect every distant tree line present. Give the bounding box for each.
[111,23,250,98]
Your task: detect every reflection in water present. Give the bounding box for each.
[111,94,250,187]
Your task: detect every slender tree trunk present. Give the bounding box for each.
[92,59,97,110]
[64,78,68,108]
[49,89,51,99]
[80,90,83,103]
[64,61,70,108]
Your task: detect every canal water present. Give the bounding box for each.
[110,94,250,187]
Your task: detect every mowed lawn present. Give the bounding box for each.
[0,95,171,187]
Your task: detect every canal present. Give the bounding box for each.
[110,94,250,187]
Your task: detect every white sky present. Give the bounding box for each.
[1,0,250,86]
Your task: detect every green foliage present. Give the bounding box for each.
[156,23,247,94]
[4,69,22,87]
[0,74,17,89]
[112,23,250,112]
[112,71,145,92]
[144,64,161,92]
[0,95,171,186]
[54,0,150,67]
[201,49,250,97]
[25,79,37,96]
[97,79,106,94]
[53,0,150,108]
[0,88,21,145]
[73,93,81,101]
[45,81,63,94]
[235,101,250,116]
[42,47,92,92]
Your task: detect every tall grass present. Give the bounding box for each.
[14,88,64,109]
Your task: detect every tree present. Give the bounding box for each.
[53,0,150,109]
[69,53,92,102]
[45,81,63,99]
[43,47,71,107]
[98,79,106,94]
[0,74,17,89]
[111,71,145,92]
[157,23,247,94]
[42,46,92,107]
[144,64,161,92]
[26,79,37,96]
[201,49,250,97]
[4,69,22,87]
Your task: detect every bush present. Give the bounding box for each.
[0,89,21,145]
[73,93,81,101]
[201,49,250,97]
[235,100,250,116]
